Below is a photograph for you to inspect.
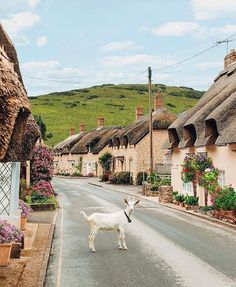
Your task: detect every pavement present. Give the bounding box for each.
[0,210,57,287]
[88,177,236,230]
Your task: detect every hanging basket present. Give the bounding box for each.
[0,243,13,267]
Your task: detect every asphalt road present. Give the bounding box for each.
[45,177,236,287]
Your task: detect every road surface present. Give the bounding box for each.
[45,177,236,287]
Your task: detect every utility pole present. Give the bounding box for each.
[148,66,153,174]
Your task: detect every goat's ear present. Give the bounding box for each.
[124,198,128,205]
[134,200,140,206]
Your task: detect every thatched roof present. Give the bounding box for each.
[168,60,236,149]
[111,108,176,147]
[0,24,40,162]
[54,126,122,155]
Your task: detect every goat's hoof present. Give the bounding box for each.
[123,247,128,250]
[92,249,96,253]
[118,246,122,250]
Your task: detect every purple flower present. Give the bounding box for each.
[0,220,23,243]
[19,200,33,217]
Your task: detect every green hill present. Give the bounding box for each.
[29,84,204,146]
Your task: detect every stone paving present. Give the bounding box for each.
[0,211,56,287]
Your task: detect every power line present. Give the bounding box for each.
[22,32,236,84]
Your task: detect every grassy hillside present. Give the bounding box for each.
[29,84,204,146]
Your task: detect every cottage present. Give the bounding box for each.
[54,116,121,176]
[167,49,236,206]
[109,93,176,182]
[0,24,40,225]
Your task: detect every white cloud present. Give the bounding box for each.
[192,0,236,20]
[21,60,88,95]
[28,0,40,8]
[144,22,200,37]
[37,35,48,47]
[101,40,142,52]
[1,11,40,36]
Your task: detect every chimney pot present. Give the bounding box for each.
[80,123,86,132]
[154,92,164,110]
[224,49,236,68]
[135,106,144,120]
[69,127,75,136]
[97,115,105,128]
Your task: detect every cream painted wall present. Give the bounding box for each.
[171,144,236,206]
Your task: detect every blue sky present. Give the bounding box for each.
[1,0,236,96]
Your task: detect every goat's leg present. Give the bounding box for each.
[117,229,122,250]
[119,228,128,250]
[90,228,98,252]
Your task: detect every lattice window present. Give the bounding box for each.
[0,162,13,216]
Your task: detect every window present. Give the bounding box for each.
[182,181,192,194]
[218,170,225,188]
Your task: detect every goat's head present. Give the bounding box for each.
[124,197,140,213]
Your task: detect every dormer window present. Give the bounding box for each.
[168,128,180,148]
[183,124,196,147]
[205,119,219,145]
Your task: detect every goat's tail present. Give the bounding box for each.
[80,211,89,221]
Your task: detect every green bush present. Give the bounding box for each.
[136,172,148,185]
[116,172,132,185]
[175,194,185,203]
[214,186,236,210]
[184,195,199,206]
[160,178,171,186]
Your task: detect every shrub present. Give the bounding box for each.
[72,172,83,177]
[136,172,148,185]
[184,195,199,206]
[87,172,94,177]
[175,194,185,203]
[100,172,110,182]
[31,146,54,183]
[160,177,171,186]
[109,174,117,184]
[116,172,132,185]
[98,152,113,173]
[214,186,236,211]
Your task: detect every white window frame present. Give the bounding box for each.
[182,181,193,194]
[218,170,225,188]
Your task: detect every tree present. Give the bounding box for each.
[98,152,113,174]
[34,114,46,140]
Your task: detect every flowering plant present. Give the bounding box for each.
[0,220,23,244]
[181,155,195,183]
[19,199,33,217]
[199,168,220,194]
[31,146,54,182]
[213,186,236,210]
[31,180,54,203]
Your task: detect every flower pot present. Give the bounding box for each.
[11,242,22,258]
[0,243,12,266]
[20,215,27,230]
[180,202,184,208]
[185,204,191,210]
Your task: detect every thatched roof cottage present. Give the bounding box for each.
[167,49,236,206]
[54,117,121,176]
[0,24,40,225]
[0,24,40,161]
[108,93,176,182]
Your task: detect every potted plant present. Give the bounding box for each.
[172,191,179,204]
[0,220,23,266]
[19,199,33,230]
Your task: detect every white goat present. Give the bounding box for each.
[80,197,140,252]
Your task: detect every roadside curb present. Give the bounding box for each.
[38,208,59,287]
[88,182,236,231]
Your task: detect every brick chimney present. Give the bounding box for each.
[135,106,144,120]
[224,49,236,69]
[80,123,86,132]
[97,115,105,128]
[154,92,164,110]
[69,127,75,136]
